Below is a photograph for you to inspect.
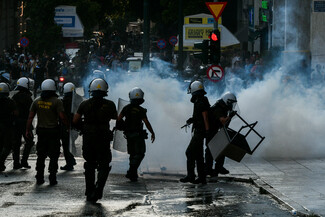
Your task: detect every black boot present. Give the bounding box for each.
[21,160,31,169]
[0,164,6,172]
[60,164,74,171]
[13,162,22,169]
[95,166,111,199]
[35,172,45,185]
[180,176,195,183]
[191,177,207,185]
[49,174,58,186]
[84,163,97,202]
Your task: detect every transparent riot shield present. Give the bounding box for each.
[70,90,84,155]
[112,98,129,152]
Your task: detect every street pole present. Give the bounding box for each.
[143,0,150,67]
[177,0,184,71]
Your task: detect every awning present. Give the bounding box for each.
[174,24,239,51]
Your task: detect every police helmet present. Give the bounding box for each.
[28,78,35,91]
[188,81,205,95]
[41,79,56,91]
[63,82,75,94]
[16,77,30,89]
[129,87,144,100]
[89,78,108,93]
[0,82,10,93]
[221,92,237,109]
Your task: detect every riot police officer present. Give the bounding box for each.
[26,79,68,185]
[180,81,210,184]
[12,77,34,169]
[116,87,155,182]
[0,83,18,172]
[60,82,77,171]
[205,92,237,176]
[73,78,117,203]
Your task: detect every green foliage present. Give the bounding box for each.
[24,0,101,54]
[24,0,62,55]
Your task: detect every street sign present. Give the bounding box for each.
[205,2,227,22]
[157,39,167,49]
[207,65,224,82]
[19,37,29,47]
[169,36,178,46]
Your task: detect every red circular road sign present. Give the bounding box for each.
[19,37,29,47]
[169,36,178,46]
[157,39,167,49]
[207,65,224,82]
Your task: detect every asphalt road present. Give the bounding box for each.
[0,158,295,217]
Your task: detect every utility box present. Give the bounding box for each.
[207,114,265,163]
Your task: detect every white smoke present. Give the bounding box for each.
[81,50,325,173]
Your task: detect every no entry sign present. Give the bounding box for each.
[157,39,167,49]
[20,37,29,47]
[207,65,224,82]
[169,36,178,46]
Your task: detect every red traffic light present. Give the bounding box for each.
[210,33,218,41]
[59,76,65,82]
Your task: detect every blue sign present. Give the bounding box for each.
[207,18,215,24]
[157,39,167,49]
[54,16,76,27]
[20,37,29,47]
[169,36,178,46]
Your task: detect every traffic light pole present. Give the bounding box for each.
[177,0,184,71]
[143,0,150,67]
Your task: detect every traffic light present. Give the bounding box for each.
[193,40,209,64]
[209,30,221,64]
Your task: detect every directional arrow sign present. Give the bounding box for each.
[205,2,227,22]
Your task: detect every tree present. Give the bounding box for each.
[24,0,101,55]
[24,0,62,55]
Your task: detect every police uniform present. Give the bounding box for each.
[205,99,231,176]
[60,92,76,170]
[76,96,117,201]
[121,103,148,181]
[0,95,17,171]
[30,95,64,184]
[12,88,34,169]
[183,95,210,183]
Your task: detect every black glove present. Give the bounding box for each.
[186,117,194,125]
[229,110,237,118]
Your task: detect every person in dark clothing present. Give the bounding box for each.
[0,82,18,172]
[116,87,155,182]
[11,77,34,169]
[26,79,68,185]
[33,62,46,97]
[60,82,77,171]
[180,81,210,184]
[73,78,117,203]
[46,58,57,80]
[205,92,237,177]
[10,60,21,87]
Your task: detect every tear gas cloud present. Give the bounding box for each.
[81,50,325,173]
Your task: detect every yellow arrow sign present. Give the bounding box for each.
[205,2,227,22]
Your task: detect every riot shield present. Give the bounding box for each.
[69,91,84,154]
[112,98,129,153]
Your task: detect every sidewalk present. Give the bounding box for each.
[225,156,325,217]
[141,155,325,217]
[1,155,324,217]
